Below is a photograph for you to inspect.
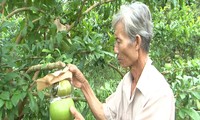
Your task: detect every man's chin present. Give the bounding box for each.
[119,63,129,68]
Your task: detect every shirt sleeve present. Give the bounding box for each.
[102,80,124,120]
[103,93,117,120]
[136,91,175,120]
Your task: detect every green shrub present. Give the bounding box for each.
[151,4,200,119]
[162,59,200,119]
[1,0,200,119]
[151,4,200,67]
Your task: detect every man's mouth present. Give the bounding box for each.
[117,58,122,61]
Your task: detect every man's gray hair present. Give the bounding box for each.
[112,2,153,53]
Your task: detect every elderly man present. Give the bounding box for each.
[69,2,175,120]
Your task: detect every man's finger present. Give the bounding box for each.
[67,64,76,72]
[70,106,85,120]
[70,106,76,114]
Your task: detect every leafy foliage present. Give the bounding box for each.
[162,59,200,119]
[151,3,200,120]
[0,0,200,119]
[151,4,200,66]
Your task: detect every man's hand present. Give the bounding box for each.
[70,106,85,120]
[68,64,106,120]
[68,64,87,89]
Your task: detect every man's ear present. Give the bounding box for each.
[135,34,142,50]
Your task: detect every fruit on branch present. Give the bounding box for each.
[57,80,72,97]
[50,97,75,120]
[52,80,72,97]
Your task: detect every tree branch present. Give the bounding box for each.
[26,61,66,73]
[68,0,114,31]
[6,7,45,19]
[83,0,113,15]
[0,0,6,15]
[108,63,124,78]
[32,16,42,23]
[76,0,87,22]
[15,33,22,44]
[6,7,31,19]
[18,96,28,120]
[15,16,42,44]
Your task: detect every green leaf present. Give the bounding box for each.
[42,49,51,53]
[196,100,200,110]
[55,48,61,55]
[5,101,13,110]
[21,26,27,37]
[20,92,27,101]
[7,109,15,120]
[179,93,186,99]
[182,108,200,120]
[39,17,45,26]
[30,6,38,13]
[191,91,200,99]
[11,92,22,107]
[63,58,73,63]
[56,33,64,41]
[0,99,4,108]
[28,21,34,30]
[37,91,44,100]
[28,92,38,113]
[28,92,35,112]
[46,54,54,61]
[100,51,114,57]
[4,72,19,81]
[0,109,2,120]
[179,108,186,118]
[0,92,10,100]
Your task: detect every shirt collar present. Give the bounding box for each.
[136,58,153,97]
[123,72,133,100]
[122,58,153,99]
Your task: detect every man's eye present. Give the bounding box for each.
[116,39,120,43]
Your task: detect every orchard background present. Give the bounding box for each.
[0,0,200,119]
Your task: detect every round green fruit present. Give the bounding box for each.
[57,80,72,97]
[50,97,74,120]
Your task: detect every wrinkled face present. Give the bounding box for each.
[114,22,139,68]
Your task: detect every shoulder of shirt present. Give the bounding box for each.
[120,71,133,88]
[136,59,173,98]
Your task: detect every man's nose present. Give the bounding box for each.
[114,43,119,54]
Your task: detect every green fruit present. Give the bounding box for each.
[57,80,72,97]
[50,97,74,120]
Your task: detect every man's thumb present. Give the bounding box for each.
[70,106,85,120]
[70,106,76,114]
